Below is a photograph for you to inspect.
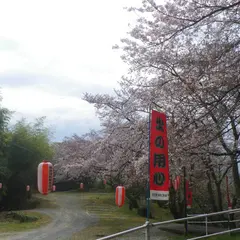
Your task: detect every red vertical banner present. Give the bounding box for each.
[176,176,181,190]
[174,179,178,191]
[226,176,232,209]
[150,110,169,200]
[173,176,181,191]
[186,180,193,208]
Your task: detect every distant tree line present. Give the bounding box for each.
[0,96,54,210]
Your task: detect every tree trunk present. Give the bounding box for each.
[216,182,223,212]
[207,173,218,212]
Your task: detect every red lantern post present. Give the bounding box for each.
[52,185,56,192]
[103,179,107,185]
[26,185,30,192]
[37,160,53,195]
[80,183,84,189]
[115,186,125,207]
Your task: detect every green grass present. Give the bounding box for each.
[72,192,172,240]
[0,211,51,232]
[72,192,240,240]
[151,202,173,222]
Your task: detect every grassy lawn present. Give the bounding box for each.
[0,211,51,232]
[72,192,172,240]
[72,191,240,240]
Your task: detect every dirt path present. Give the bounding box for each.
[0,193,98,240]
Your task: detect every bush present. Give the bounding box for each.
[137,207,154,219]
[93,180,105,190]
[5,212,38,223]
[156,200,168,209]
[126,186,146,210]
[24,198,41,210]
[3,174,27,210]
[104,184,114,192]
[55,181,79,191]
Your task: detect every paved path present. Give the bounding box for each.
[159,221,240,235]
[109,223,235,240]
[158,223,228,235]
[109,227,179,240]
[0,193,98,240]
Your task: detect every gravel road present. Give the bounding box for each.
[0,193,98,240]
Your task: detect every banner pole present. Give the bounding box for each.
[147,104,151,222]
[145,104,151,240]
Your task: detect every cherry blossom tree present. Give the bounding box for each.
[53,0,240,215]
[113,0,240,204]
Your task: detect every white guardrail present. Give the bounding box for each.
[96,208,240,240]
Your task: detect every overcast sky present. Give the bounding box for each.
[0,0,140,141]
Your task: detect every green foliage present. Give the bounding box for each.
[0,106,12,181]
[104,184,114,193]
[0,211,51,232]
[94,179,106,189]
[8,117,54,175]
[3,117,54,210]
[24,198,41,209]
[126,184,145,210]
[0,95,54,210]
[137,206,153,218]
[6,211,38,223]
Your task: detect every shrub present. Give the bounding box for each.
[25,198,41,209]
[137,207,153,219]
[5,211,38,223]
